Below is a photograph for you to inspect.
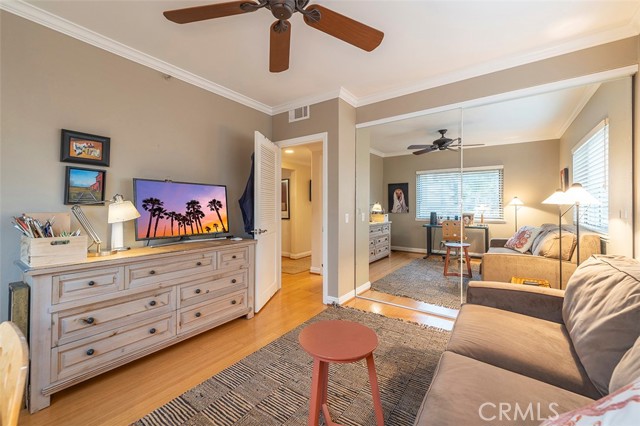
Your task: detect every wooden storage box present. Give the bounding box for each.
[20,235,87,267]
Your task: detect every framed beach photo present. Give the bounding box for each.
[60,129,111,166]
[64,166,106,205]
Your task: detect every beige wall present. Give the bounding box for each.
[370,153,384,207]
[281,160,312,258]
[310,147,323,273]
[381,140,560,251]
[559,78,633,256]
[0,13,271,321]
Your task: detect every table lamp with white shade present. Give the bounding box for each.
[108,194,141,251]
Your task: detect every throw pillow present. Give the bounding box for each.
[563,255,640,395]
[504,226,542,253]
[539,375,640,426]
[532,232,577,261]
[610,336,640,393]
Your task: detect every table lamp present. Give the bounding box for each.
[370,202,385,222]
[108,194,141,251]
[507,196,524,231]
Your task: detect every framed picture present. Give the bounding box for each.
[60,129,111,167]
[560,167,569,191]
[64,166,106,205]
[388,183,409,213]
[281,179,290,219]
[462,212,475,226]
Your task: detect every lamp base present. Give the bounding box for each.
[88,250,117,257]
[111,246,131,252]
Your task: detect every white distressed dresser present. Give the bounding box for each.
[17,239,256,412]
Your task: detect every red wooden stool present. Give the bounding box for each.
[298,320,384,426]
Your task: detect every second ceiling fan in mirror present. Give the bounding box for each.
[163,0,384,72]
[408,129,484,155]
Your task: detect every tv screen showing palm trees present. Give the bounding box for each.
[133,178,229,240]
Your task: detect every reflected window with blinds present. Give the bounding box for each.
[572,119,609,234]
[416,166,504,221]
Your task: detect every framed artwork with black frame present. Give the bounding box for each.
[560,167,569,191]
[60,129,111,167]
[64,166,106,205]
[281,179,290,219]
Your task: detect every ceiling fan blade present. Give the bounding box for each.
[164,1,256,24]
[303,5,384,52]
[407,144,433,150]
[270,20,291,73]
[413,146,437,155]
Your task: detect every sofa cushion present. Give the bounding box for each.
[487,247,522,255]
[539,375,640,426]
[532,231,577,261]
[609,336,640,393]
[563,255,640,396]
[414,352,594,426]
[505,226,543,253]
[447,304,600,398]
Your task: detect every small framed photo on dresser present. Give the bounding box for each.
[60,129,110,167]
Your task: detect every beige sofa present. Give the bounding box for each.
[482,224,601,289]
[414,255,640,426]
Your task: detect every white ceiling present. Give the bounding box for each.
[5,0,640,114]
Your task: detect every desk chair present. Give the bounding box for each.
[0,321,29,426]
[441,220,472,278]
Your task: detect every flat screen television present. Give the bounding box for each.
[133,178,230,241]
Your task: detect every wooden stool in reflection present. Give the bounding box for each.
[444,242,472,278]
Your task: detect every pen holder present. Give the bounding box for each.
[20,235,87,267]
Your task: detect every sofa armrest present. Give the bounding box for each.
[489,238,508,248]
[467,281,565,323]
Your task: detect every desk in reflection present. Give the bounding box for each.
[422,224,489,258]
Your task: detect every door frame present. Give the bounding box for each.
[275,132,329,303]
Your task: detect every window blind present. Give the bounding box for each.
[416,166,504,221]
[572,120,608,234]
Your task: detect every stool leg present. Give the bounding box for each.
[308,359,325,426]
[444,246,451,276]
[464,247,472,278]
[365,354,385,426]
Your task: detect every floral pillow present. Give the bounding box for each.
[504,226,542,253]
[539,375,640,426]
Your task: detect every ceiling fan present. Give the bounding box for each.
[163,0,384,73]
[407,129,484,155]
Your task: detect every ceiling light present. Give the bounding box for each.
[284,149,294,154]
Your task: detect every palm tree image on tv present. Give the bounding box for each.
[135,180,229,240]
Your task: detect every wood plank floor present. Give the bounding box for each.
[19,252,453,425]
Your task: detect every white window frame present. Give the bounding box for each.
[571,119,609,235]
[415,165,504,222]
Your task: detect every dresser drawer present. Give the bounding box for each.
[52,314,175,382]
[180,270,247,307]
[52,268,123,305]
[126,253,215,289]
[376,246,389,256]
[369,225,382,236]
[217,247,249,269]
[369,239,375,248]
[179,290,247,334]
[375,235,389,246]
[381,224,390,233]
[53,288,175,347]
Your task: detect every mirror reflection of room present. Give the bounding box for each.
[354,76,632,316]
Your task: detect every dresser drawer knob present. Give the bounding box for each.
[83,317,95,325]
[149,328,157,334]
[149,300,157,306]
[196,261,202,266]
[195,289,201,294]
[87,280,96,286]
[231,300,237,305]
[231,279,237,284]
[86,349,95,356]
[149,270,156,275]
[195,312,201,318]
[232,255,237,259]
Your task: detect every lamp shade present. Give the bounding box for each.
[108,195,141,224]
[564,183,600,205]
[507,196,524,206]
[542,189,571,205]
[371,203,384,214]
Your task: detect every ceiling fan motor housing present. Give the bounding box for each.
[270,0,296,20]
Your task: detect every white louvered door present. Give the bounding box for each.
[253,131,281,312]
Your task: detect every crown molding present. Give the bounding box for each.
[368,148,385,157]
[556,83,600,139]
[0,0,273,115]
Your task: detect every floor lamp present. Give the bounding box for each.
[507,196,524,232]
[542,189,571,288]
[563,183,600,266]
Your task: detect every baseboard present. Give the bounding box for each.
[309,266,323,275]
[356,281,371,294]
[281,251,291,258]
[290,251,311,260]
[325,289,355,305]
[390,246,427,254]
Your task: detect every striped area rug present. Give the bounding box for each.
[133,306,450,426]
